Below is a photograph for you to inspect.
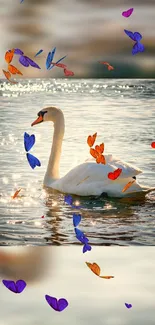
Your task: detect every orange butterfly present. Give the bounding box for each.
[2,70,17,84]
[122,180,135,193]
[87,132,97,147]
[86,262,114,279]
[90,143,106,164]
[11,189,22,199]
[8,64,23,75]
[5,49,15,64]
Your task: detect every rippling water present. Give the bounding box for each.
[0,79,155,246]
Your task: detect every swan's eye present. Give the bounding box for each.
[37,110,47,118]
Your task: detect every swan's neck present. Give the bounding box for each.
[44,114,65,185]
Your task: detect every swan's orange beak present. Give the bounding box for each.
[31,115,43,126]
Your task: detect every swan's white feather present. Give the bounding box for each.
[49,155,143,197]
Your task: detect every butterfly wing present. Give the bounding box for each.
[12,188,22,199]
[122,180,135,193]
[133,32,142,42]
[34,49,43,57]
[124,29,135,41]
[46,47,56,70]
[5,50,14,64]
[99,275,114,279]
[16,280,26,293]
[2,280,17,293]
[2,70,11,81]
[151,142,155,148]
[14,48,24,55]
[86,262,100,276]
[73,213,81,228]
[83,243,92,253]
[19,55,30,67]
[57,299,68,312]
[24,56,41,69]
[8,64,23,75]
[87,132,97,147]
[64,68,74,77]
[26,153,41,169]
[122,8,134,18]
[45,295,58,311]
[24,132,35,152]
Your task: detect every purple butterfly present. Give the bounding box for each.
[125,303,132,309]
[2,279,26,293]
[122,8,134,18]
[45,295,68,312]
[124,29,144,55]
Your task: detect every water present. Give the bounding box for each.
[0,79,155,246]
[0,246,155,325]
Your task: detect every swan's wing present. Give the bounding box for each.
[51,156,143,197]
[85,154,142,178]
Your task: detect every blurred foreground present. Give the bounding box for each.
[0,246,154,325]
[0,0,155,78]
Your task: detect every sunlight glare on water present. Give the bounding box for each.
[0,79,155,246]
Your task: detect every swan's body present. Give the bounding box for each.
[31,107,155,198]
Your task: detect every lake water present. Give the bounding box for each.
[0,79,155,246]
[0,246,155,325]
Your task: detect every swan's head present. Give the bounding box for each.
[31,107,62,126]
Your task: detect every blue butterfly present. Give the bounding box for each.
[20,0,24,3]
[24,132,41,169]
[124,29,145,55]
[34,49,43,57]
[73,213,81,228]
[46,48,56,70]
[83,243,92,253]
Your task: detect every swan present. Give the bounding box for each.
[31,106,154,198]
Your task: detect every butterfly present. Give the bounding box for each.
[151,142,155,148]
[64,68,74,77]
[87,132,97,147]
[73,213,81,227]
[108,168,122,180]
[34,49,43,57]
[2,279,26,293]
[90,144,106,164]
[125,303,132,309]
[124,29,145,55]
[24,132,41,169]
[5,49,15,64]
[85,262,114,279]
[2,70,17,84]
[11,188,22,199]
[20,0,24,3]
[8,64,23,75]
[46,48,56,69]
[99,61,114,71]
[122,180,135,193]
[45,295,68,312]
[75,228,92,253]
[122,8,134,18]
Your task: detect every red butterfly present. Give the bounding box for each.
[108,168,122,180]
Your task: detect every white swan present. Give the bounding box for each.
[31,107,154,198]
